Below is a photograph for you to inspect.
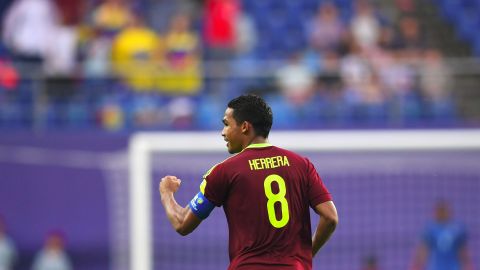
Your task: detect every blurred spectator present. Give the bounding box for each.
[92,0,133,36]
[411,200,473,270]
[2,0,61,75]
[82,32,112,77]
[157,13,202,95]
[359,75,387,123]
[350,0,381,51]
[340,41,373,101]
[0,59,19,90]
[203,0,240,95]
[377,25,396,50]
[366,27,396,72]
[43,26,78,76]
[53,0,86,26]
[317,51,342,93]
[419,49,455,120]
[203,0,239,58]
[32,231,72,270]
[308,2,346,53]
[316,51,351,124]
[167,97,195,129]
[395,0,416,14]
[111,14,161,91]
[341,41,386,121]
[365,27,396,97]
[393,16,425,58]
[234,11,257,57]
[97,96,125,130]
[145,0,193,33]
[130,93,165,129]
[0,218,17,270]
[276,53,315,106]
[386,53,420,121]
[229,10,258,92]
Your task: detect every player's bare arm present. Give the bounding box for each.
[410,243,428,270]
[459,245,474,270]
[312,201,338,256]
[159,175,201,236]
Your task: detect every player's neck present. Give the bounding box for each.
[244,136,268,148]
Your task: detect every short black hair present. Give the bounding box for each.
[227,94,273,138]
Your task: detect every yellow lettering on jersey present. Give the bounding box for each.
[283,156,290,166]
[265,157,273,168]
[248,159,255,170]
[255,159,262,169]
[260,158,267,169]
[270,157,277,168]
[248,156,290,171]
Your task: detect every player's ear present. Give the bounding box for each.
[241,121,250,134]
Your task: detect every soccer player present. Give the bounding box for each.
[159,94,338,269]
[411,200,473,270]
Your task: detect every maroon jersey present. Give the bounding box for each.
[202,143,332,270]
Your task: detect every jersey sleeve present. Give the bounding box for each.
[305,158,332,207]
[202,163,229,207]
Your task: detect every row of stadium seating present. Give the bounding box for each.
[243,0,353,58]
[244,0,480,57]
[434,0,480,56]
[0,82,458,131]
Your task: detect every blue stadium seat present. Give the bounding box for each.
[195,96,224,129]
[456,11,480,42]
[66,102,91,128]
[242,0,255,13]
[302,0,323,17]
[284,0,303,13]
[333,0,352,9]
[248,0,343,59]
[247,0,271,21]
[461,0,478,9]
[440,0,463,23]
[264,94,299,128]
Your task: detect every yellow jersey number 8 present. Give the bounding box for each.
[264,174,290,228]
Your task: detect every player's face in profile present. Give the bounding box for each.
[222,108,243,154]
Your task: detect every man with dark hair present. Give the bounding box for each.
[160,94,338,269]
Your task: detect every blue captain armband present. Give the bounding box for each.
[189,192,215,220]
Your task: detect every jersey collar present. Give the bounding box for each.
[245,143,272,149]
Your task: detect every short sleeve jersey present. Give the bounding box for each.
[201,143,332,270]
[423,221,467,270]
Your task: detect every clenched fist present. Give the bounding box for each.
[159,175,182,196]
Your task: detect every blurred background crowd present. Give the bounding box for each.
[1,219,73,270]
[0,0,479,131]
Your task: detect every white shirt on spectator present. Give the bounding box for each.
[0,236,16,270]
[32,250,72,270]
[276,57,315,104]
[2,0,60,57]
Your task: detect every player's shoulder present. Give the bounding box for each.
[203,154,237,177]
